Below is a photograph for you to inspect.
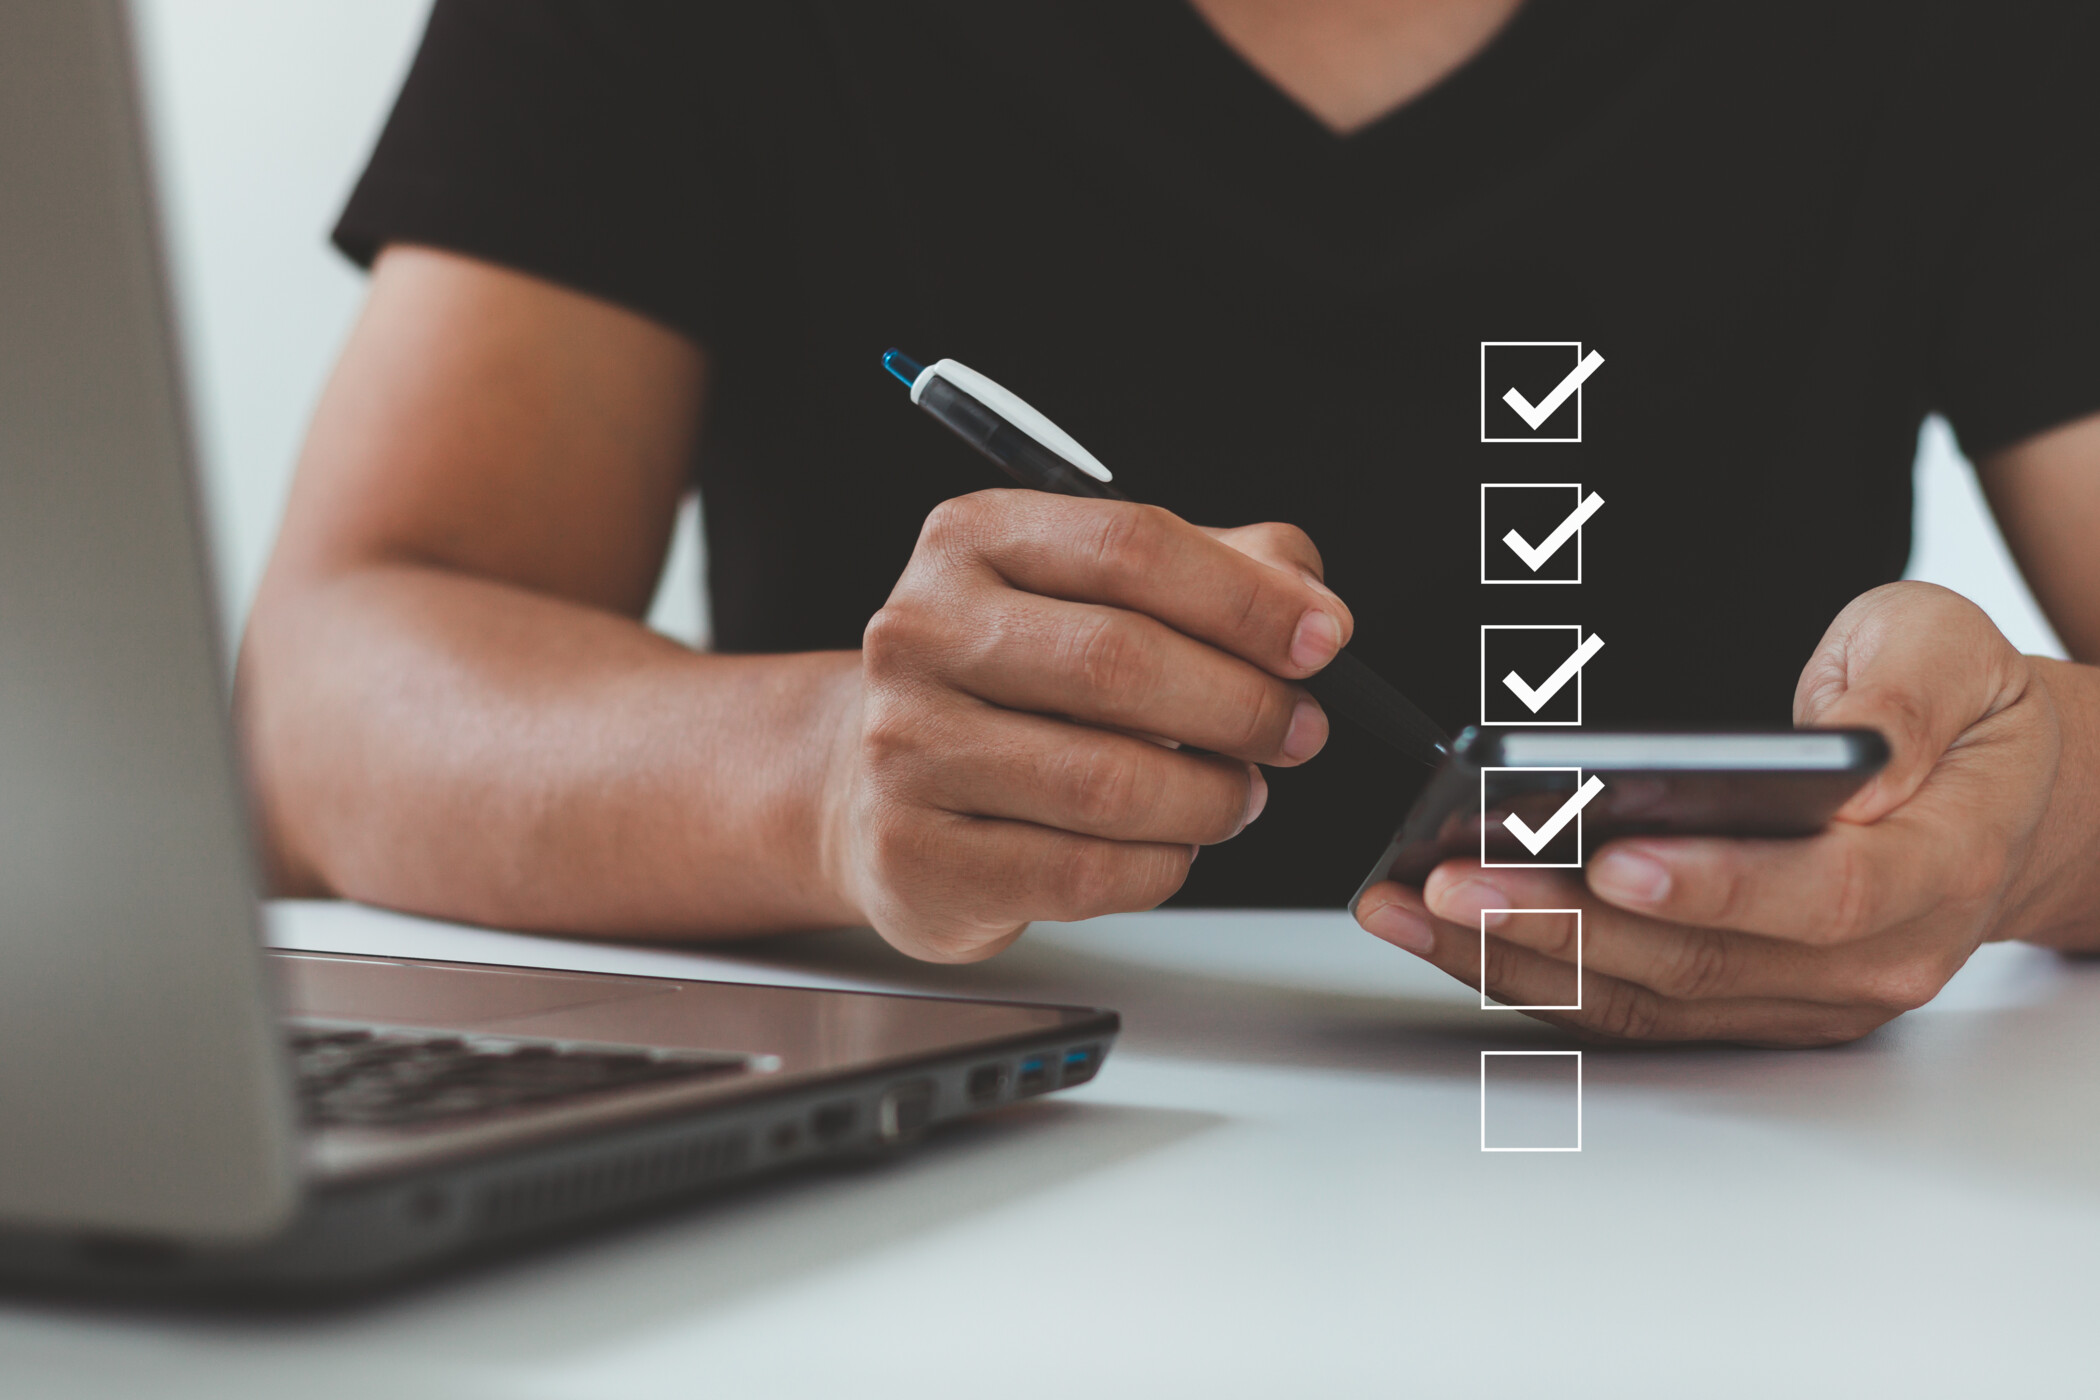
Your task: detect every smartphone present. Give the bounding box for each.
[1355,727,1891,898]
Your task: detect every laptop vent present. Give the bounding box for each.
[473,1130,752,1240]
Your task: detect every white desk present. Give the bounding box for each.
[6,901,2098,1398]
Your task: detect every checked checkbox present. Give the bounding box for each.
[1481,767,1599,868]
[1504,777,1603,855]
[1480,342,1603,443]
[1480,625,1602,726]
[1480,483,1603,584]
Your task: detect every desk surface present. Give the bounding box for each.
[7,901,2098,1398]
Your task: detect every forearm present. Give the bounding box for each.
[237,561,862,939]
[2007,657,2100,951]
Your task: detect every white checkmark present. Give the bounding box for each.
[1502,491,1604,572]
[1502,350,1605,431]
[1503,633,1604,713]
[1503,775,1605,856]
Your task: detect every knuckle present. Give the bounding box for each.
[1078,501,1170,585]
[1059,746,1146,830]
[1479,936,1525,995]
[1266,520,1316,556]
[1225,572,1268,639]
[1656,934,1736,1000]
[1131,842,1197,908]
[858,696,923,771]
[1693,856,1760,932]
[1053,839,1127,915]
[1052,839,1190,918]
[859,604,902,658]
[1221,676,1292,756]
[1060,612,1160,716]
[918,492,994,554]
[1272,522,1324,575]
[1233,520,1319,570]
[1588,979,1663,1041]
[1533,910,1582,961]
[861,602,936,674]
[1819,845,1880,943]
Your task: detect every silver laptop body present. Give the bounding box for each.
[0,0,1113,1294]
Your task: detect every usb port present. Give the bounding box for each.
[1016,1055,1053,1096]
[1061,1045,1101,1085]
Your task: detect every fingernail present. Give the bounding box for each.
[1290,609,1343,671]
[1592,848,1671,906]
[1281,697,1328,763]
[1237,766,1269,834]
[1360,900,1435,955]
[1432,877,1511,929]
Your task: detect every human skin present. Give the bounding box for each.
[1353,571,2100,1047]
[1209,0,2100,1040]
[1187,0,1529,135]
[234,0,1555,951]
[239,247,1351,963]
[241,0,2100,1038]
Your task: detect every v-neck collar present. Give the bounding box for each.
[1039,1,1679,231]
[1141,0,1555,154]
[1114,0,1677,194]
[914,0,1688,294]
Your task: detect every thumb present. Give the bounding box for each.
[1794,581,2027,823]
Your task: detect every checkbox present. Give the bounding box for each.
[1480,342,1602,443]
[1481,1051,1582,1152]
[1481,766,1596,868]
[1481,910,1581,1010]
[1479,483,1600,584]
[1481,625,1600,726]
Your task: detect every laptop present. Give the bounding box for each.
[0,1,1116,1295]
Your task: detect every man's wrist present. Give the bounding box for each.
[804,654,871,930]
[2009,657,2100,949]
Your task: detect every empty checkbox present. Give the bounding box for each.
[1481,910,1582,1011]
[1480,1051,1582,1152]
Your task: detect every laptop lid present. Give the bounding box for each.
[0,0,298,1240]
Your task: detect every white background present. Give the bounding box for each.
[130,0,2069,662]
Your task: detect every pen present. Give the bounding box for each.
[882,349,1451,769]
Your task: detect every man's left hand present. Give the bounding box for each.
[1354,582,2081,1046]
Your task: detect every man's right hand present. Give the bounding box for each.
[826,489,1353,962]
[245,249,1350,952]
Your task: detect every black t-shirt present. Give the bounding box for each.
[335,0,2100,908]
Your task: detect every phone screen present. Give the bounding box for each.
[1355,727,1889,896]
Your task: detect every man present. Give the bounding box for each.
[238,0,2100,1045]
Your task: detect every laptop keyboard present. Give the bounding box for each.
[289,1024,748,1130]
